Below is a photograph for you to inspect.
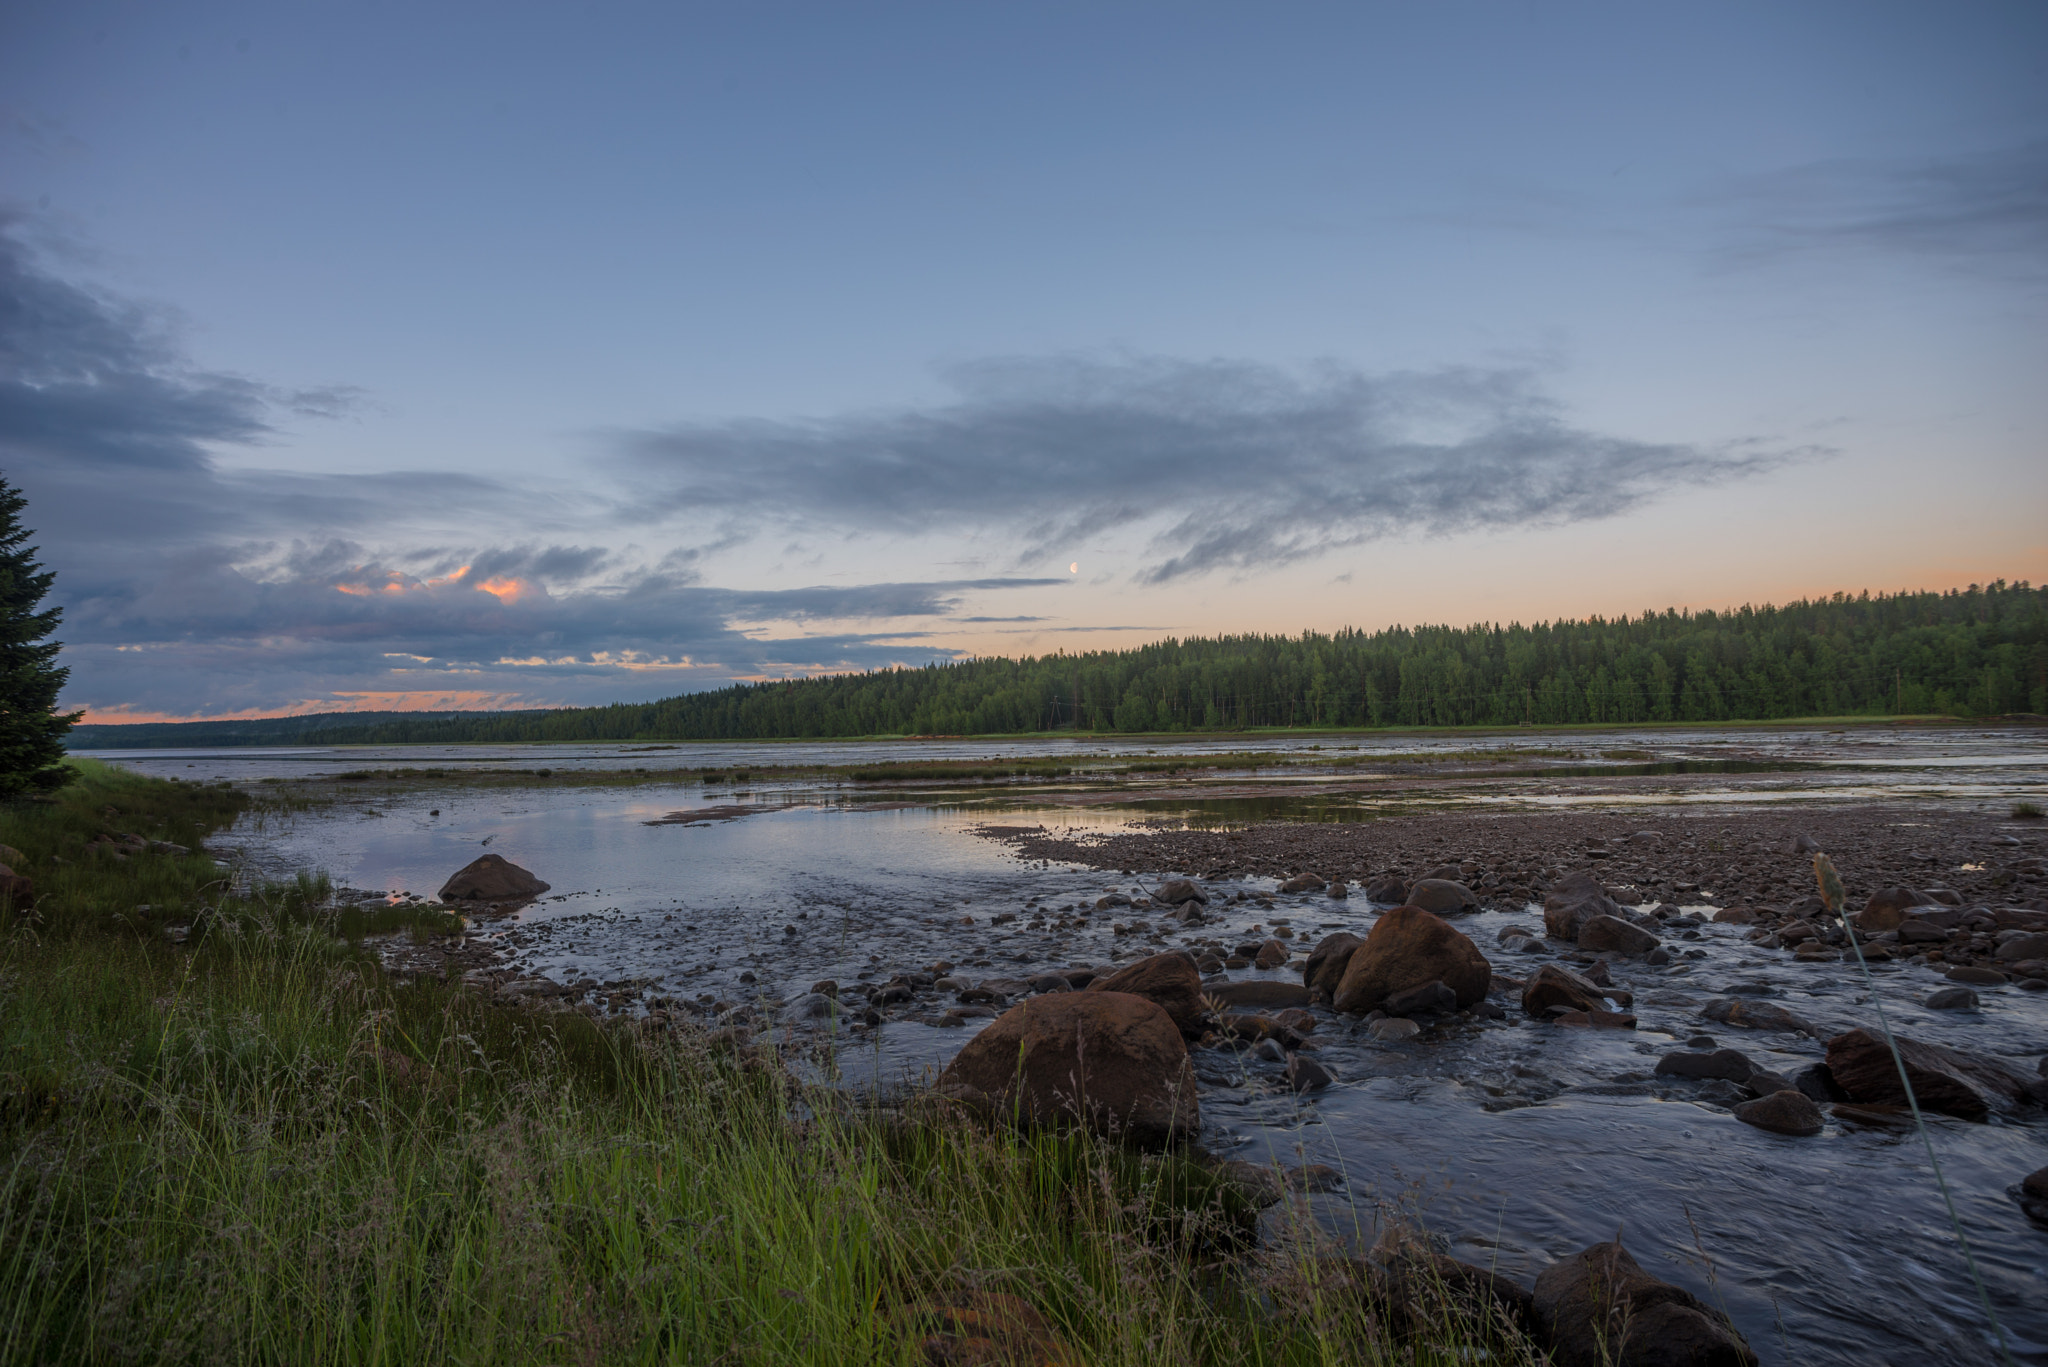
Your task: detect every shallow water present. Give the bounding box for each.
[97,725,2048,1364]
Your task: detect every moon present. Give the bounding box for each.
[1069,562,1078,574]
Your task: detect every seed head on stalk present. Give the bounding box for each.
[1814,852,1845,918]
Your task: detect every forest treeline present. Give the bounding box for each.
[70,582,2048,747]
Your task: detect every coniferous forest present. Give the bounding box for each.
[69,582,2048,747]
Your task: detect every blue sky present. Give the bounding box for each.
[3,1,2043,719]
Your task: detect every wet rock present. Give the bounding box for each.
[1944,965,2007,986]
[1220,1013,1294,1045]
[1277,873,1326,894]
[1653,1049,1754,1083]
[1855,886,1934,933]
[1326,881,1349,899]
[1645,947,1672,965]
[1824,1028,2033,1120]
[1155,878,1207,905]
[1711,906,1759,925]
[934,993,1199,1148]
[1364,875,1409,904]
[1520,963,1608,1017]
[1995,932,2048,962]
[1302,932,1365,1000]
[1273,1007,1316,1032]
[1254,939,1290,970]
[1924,986,1979,1010]
[1793,1063,1848,1103]
[1367,1017,1421,1042]
[782,992,838,1023]
[1094,894,1130,910]
[1579,915,1660,956]
[1333,906,1491,1014]
[1743,1068,1794,1097]
[1206,979,1311,1011]
[1252,1037,1287,1062]
[1532,1240,1757,1367]
[1543,871,1630,943]
[2019,1166,2048,1225]
[809,979,838,997]
[1497,924,1538,943]
[1382,979,1459,1016]
[1734,1089,1825,1137]
[1406,878,1479,916]
[1700,998,1821,1037]
[1286,1053,1334,1092]
[437,854,550,903]
[1086,953,1209,1036]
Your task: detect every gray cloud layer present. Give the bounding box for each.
[624,353,1799,583]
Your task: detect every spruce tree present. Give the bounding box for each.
[0,475,79,796]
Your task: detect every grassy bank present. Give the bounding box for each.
[0,762,1534,1365]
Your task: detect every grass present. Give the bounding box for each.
[2013,800,2045,820]
[0,761,1540,1365]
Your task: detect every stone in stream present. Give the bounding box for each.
[1653,1049,1755,1083]
[1276,873,1326,894]
[1824,1028,2034,1120]
[934,993,1198,1149]
[1733,1089,1825,1136]
[1519,963,1609,1018]
[1924,986,1979,1010]
[437,854,550,903]
[1406,878,1479,915]
[1326,881,1349,899]
[1854,886,1935,933]
[1792,1063,1848,1103]
[2019,1166,2048,1225]
[1700,998,1821,1037]
[1206,979,1311,1011]
[1995,933,2048,962]
[1711,906,1760,925]
[1578,914,1660,956]
[1542,871,1631,943]
[1253,939,1290,969]
[1154,878,1207,905]
[1532,1240,1758,1367]
[1943,964,2007,985]
[1332,906,1491,1014]
[1085,953,1208,1036]
[1302,932,1365,1002]
[1285,1053,1334,1092]
[1364,874,1409,905]
[1367,1017,1421,1042]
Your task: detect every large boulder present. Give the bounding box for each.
[1302,932,1365,1002]
[1086,953,1208,1036]
[1543,871,1631,943]
[1995,933,2048,963]
[1521,963,1610,1017]
[1579,915,1659,956]
[1407,879,1479,915]
[0,864,35,910]
[1823,1028,2033,1121]
[934,993,1199,1149]
[1855,886,1933,933]
[1154,878,1207,905]
[1364,875,1409,905]
[1532,1241,1757,1367]
[1333,907,1490,1014]
[438,854,549,902]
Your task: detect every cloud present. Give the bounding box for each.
[1714,141,2048,277]
[621,353,1803,581]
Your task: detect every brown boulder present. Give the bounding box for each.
[1364,875,1409,904]
[1253,938,1290,969]
[1521,963,1609,1017]
[438,854,549,902]
[1302,932,1365,1001]
[1579,915,1659,956]
[1276,873,1326,894]
[1407,878,1479,915]
[1154,878,1207,905]
[0,864,35,910]
[1711,906,1759,925]
[1533,1241,1757,1367]
[1995,933,2048,962]
[1543,871,1630,942]
[934,993,1198,1149]
[1824,1028,2032,1121]
[1086,952,1208,1036]
[1333,906,1490,1014]
[1855,886,1933,933]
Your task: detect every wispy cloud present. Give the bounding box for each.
[622,353,1805,582]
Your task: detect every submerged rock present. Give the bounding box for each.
[1733,1089,1825,1137]
[935,993,1199,1149]
[1824,1028,2033,1120]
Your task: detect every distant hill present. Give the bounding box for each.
[66,582,2048,747]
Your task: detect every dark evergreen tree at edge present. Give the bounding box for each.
[68,581,2048,748]
[0,475,80,792]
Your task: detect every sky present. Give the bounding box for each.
[2,1,2044,722]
